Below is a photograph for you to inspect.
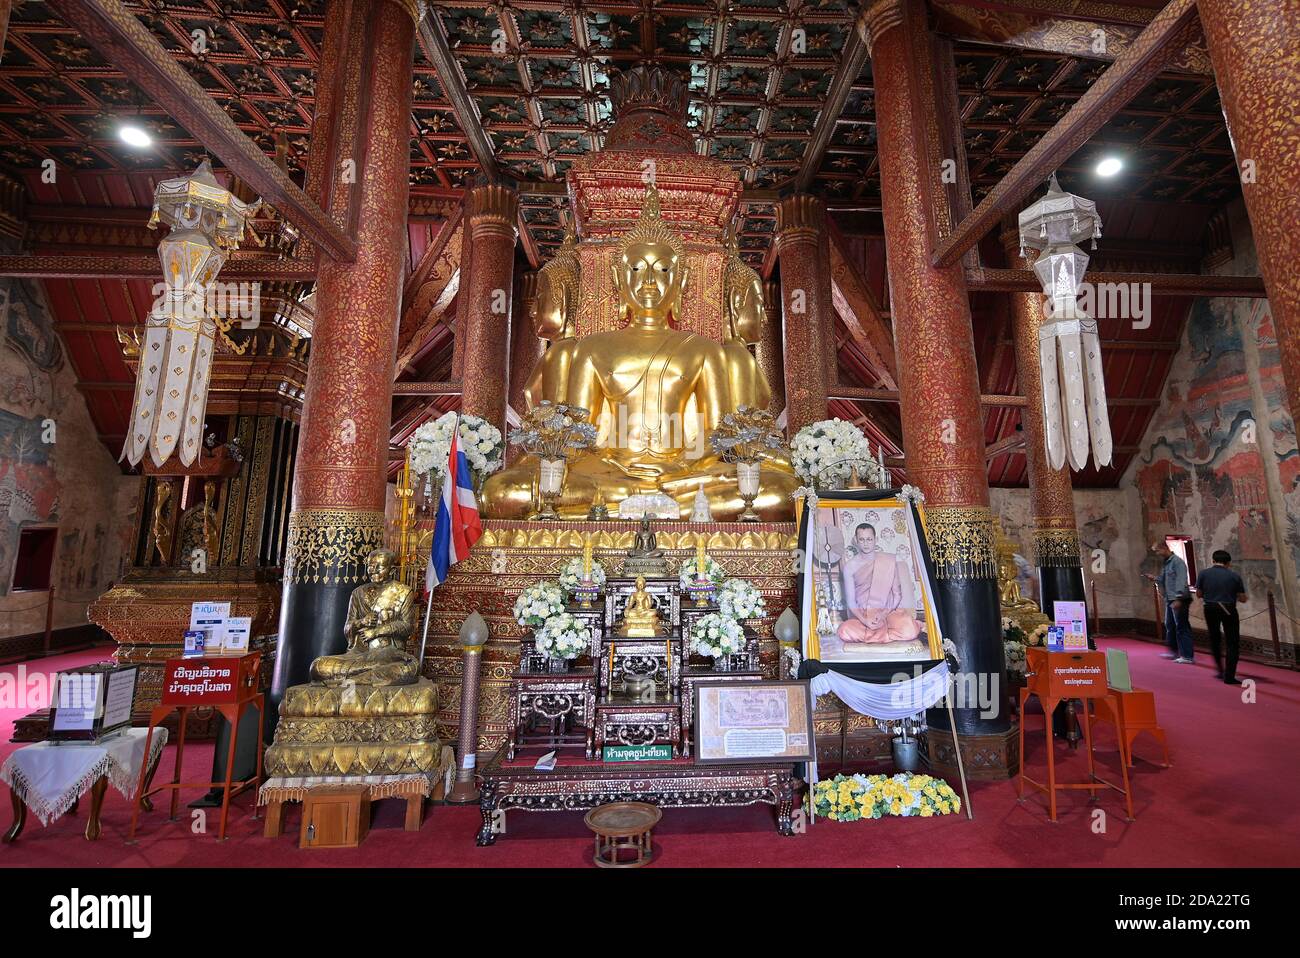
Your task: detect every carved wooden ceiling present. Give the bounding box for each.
[0,0,1254,488]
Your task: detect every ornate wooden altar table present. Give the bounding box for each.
[474,746,798,845]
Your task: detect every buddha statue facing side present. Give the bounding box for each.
[309,548,421,687]
[481,185,798,520]
[522,228,582,410]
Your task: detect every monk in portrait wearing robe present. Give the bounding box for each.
[837,522,923,646]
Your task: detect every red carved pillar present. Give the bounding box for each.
[1001,224,1085,613]
[1198,0,1300,423]
[775,194,833,432]
[867,0,1009,755]
[272,0,417,719]
[459,184,519,433]
[760,278,787,417]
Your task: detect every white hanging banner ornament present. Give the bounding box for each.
[121,160,260,468]
[1018,173,1112,472]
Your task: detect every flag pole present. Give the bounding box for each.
[417,580,435,671]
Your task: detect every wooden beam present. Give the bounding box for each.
[931,0,1202,268]
[827,220,897,389]
[391,381,462,396]
[832,386,1027,407]
[985,434,1025,461]
[417,13,500,183]
[45,0,356,263]
[796,25,868,193]
[966,267,1268,298]
[0,253,315,280]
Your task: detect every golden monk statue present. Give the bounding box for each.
[618,575,664,637]
[481,185,798,520]
[995,525,1048,631]
[309,549,421,686]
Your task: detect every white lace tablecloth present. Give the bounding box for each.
[1,728,169,825]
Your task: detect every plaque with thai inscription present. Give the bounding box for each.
[693,680,815,765]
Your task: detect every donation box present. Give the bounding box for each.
[160,653,261,707]
[1025,647,1107,700]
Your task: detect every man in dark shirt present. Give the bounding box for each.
[1196,550,1247,685]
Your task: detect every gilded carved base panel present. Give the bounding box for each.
[263,741,447,778]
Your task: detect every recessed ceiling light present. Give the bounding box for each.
[1096,156,1123,177]
[118,124,151,148]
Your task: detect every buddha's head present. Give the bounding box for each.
[364,549,397,583]
[723,223,766,344]
[613,185,688,326]
[533,229,580,340]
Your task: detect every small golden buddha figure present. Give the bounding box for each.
[308,549,422,687]
[995,527,1049,631]
[618,575,664,637]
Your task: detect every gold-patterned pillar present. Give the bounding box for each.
[272,0,416,723]
[1000,224,1085,613]
[775,194,833,432]
[508,270,541,416]
[867,0,1009,749]
[1197,0,1300,424]
[460,184,520,433]
[760,279,787,417]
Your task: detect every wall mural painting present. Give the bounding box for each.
[0,277,134,612]
[1134,292,1299,623]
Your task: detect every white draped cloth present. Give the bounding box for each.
[807,663,953,822]
[0,728,168,826]
[808,661,952,720]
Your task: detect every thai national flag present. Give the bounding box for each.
[426,415,483,592]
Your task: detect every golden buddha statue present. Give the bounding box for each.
[481,185,798,520]
[265,548,447,778]
[522,228,582,410]
[995,525,1049,632]
[308,549,421,687]
[720,223,771,412]
[618,575,664,637]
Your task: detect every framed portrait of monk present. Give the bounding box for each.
[796,493,945,665]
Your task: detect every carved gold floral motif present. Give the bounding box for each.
[924,505,997,580]
[283,508,387,584]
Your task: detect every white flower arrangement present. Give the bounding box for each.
[689,612,746,659]
[558,557,607,594]
[406,411,504,482]
[790,418,877,487]
[512,580,566,628]
[456,413,504,480]
[1004,639,1027,676]
[534,611,589,661]
[898,484,926,505]
[678,555,726,590]
[717,578,766,621]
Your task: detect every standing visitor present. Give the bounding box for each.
[1143,539,1194,664]
[1196,550,1247,685]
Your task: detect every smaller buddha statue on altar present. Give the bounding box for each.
[309,548,421,687]
[522,228,582,410]
[624,515,671,577]
[618,575,664,637]
[995,526,1049,632]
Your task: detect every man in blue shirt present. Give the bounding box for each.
[1196,550,1247,685]
[1143,539,1193,663]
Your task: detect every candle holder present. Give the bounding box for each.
[735,460,761,522]
[535,456,567,520]
[689,579,716,608]
[574,578,599,608]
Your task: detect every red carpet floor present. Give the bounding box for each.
[2,638,1298,868]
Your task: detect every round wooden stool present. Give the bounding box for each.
[584,801,662,868]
